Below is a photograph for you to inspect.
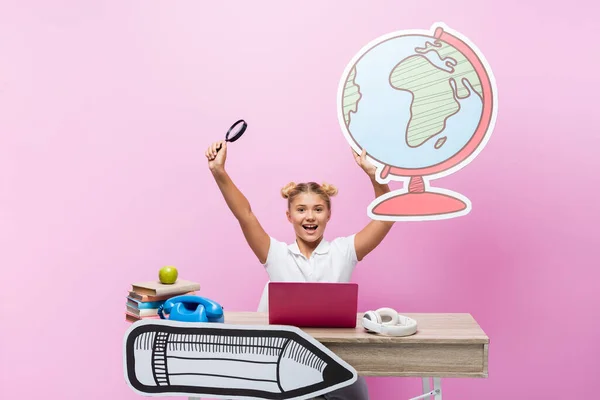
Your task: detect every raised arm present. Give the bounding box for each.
[206,141,270,264]
[351,149,395,261]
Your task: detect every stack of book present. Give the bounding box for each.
[125,279,201,323]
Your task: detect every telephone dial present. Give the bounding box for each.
[157,295,224,323]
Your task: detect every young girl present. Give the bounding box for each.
[205,140,395,400]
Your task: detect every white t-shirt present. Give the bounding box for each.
[256,234,358,312]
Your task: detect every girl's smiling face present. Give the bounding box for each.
[286,193,331,243]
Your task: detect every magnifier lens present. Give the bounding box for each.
[229,124,243,138]
[226,120,247,142]
[217,119,247,153]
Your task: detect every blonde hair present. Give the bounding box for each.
[281,181,338,210]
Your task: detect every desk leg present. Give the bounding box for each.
[409,377,442,400]
[422,377,431,397]
[432,377,442,399]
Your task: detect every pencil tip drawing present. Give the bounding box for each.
[123,319,357,399]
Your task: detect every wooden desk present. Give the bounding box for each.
[220,311,489,399]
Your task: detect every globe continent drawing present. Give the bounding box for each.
[338,23,497,221]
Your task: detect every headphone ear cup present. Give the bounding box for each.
[364,310,382,324]
[361,310,381,333]
[375,307,399,325]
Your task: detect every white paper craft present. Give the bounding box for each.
[123,319,357,399]
[337,22,498,221]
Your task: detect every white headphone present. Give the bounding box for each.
[362,307,417,337]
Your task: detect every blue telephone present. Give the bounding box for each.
[157,295,224,323]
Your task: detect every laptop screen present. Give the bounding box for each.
[268,282,358,328]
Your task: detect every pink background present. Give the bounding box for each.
[1,1,598,399]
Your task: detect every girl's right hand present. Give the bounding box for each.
[205,140,227,172]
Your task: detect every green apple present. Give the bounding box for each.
[159,265,178,284]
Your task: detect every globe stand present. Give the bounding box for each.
[368,176,469,220]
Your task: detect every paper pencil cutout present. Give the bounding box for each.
[123,319,357,399]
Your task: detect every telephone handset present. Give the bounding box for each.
[158,295,224,323]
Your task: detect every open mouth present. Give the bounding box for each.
[302,224,318,232]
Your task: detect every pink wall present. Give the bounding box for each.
[1,1,598,399]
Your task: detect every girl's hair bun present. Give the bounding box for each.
[280,182,297,199]
[320,182,338,197]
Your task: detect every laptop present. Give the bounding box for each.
[268,282,358,328]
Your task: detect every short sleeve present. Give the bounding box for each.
[331,234,359,273]
[346,233,358,264]
[262,236,288,269]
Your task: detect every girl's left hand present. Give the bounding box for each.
[351,148,376,178]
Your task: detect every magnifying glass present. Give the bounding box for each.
[216,119,247,152]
